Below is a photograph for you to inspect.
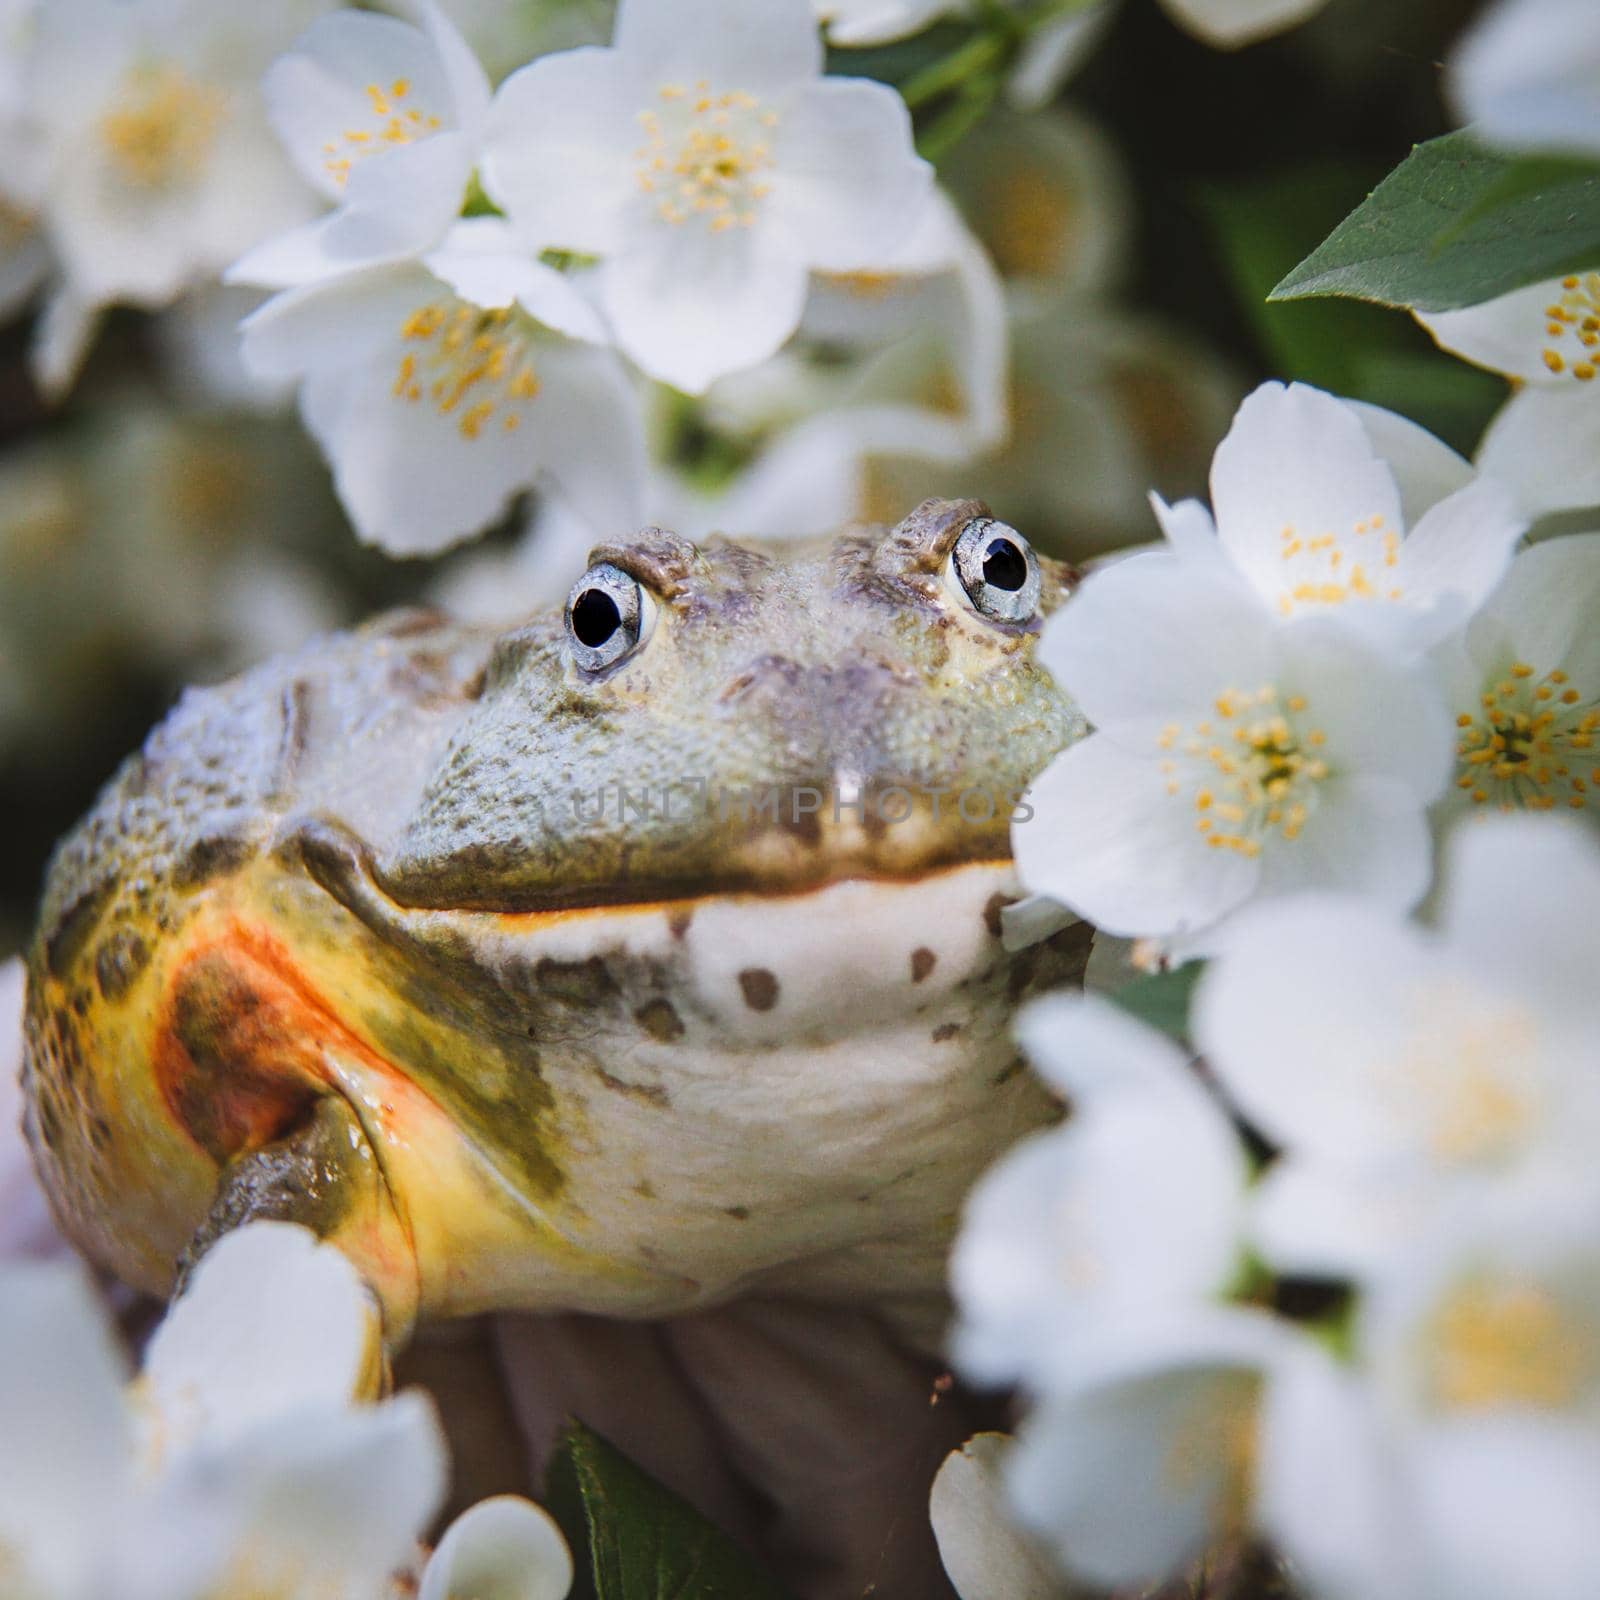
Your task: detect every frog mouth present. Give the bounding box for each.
[285,813,1022,927]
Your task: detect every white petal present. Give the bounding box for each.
[126,1394,447,1600]
[1250,772,1438,919]
[140,1222,383,1462]
[1006,1310,1286,1590]
[416,0,492,134]
[30,283,101,402]
[239,266,431,382]
[1210,381,1405,616]
[0,1261,130,1596]
[481,48,637,253]
[1256,1343,1417,1600]
[1435,812,1600,1013]
[1014,734,1260,939]
[1276,618,1454,798]
[424,224,608,343]
[768,77,932,272]
[1249,1160,1433,1280]
[525,341,648,539]
[262,9,464,201]
[1158,0,1328,48]
[602,223,809,393]
[1450,0,1600,161]
[1347,398,1476,527]
[821,0,958,47]
[929,1435,1068,1600]
[1034,549,1273,743]
[1476,531,1600,692]
[614,0,823,98]
[419,1495,574,1600]
[1415,279,1567,386]
[1006,5,1114,109]
[1392,477,1525,647]
[1193,893,1440,1162]
[1150,492,1222,563]
[1475,384,1600,519]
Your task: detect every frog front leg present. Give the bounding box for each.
[180,1093,420,1349]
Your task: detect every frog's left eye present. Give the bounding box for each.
[948,517,1041,623]
[565,562,656,671]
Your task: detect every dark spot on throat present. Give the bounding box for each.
[738,968,780,1011]
[635,998,685,1042]
[982,891,1014,940]
[910,947,937,983]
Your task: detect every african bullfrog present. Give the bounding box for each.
[21,497,1090,1348]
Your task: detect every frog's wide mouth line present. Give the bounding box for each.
[289,817,1021,933]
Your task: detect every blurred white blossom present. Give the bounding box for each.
[483,0,933,393]
[233,0,491,288]
[1194,815,1600,1280]
[0,1223,446,1600]
[950,993,1247,1389]
[1418,276,1600,519]
[242,218,644,555]
[13,0,336,397]
[417,1495,573,1600]
[1450,0,1600,160]
[1432,533,1600,829]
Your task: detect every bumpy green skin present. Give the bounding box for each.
[23,499,1090,1339]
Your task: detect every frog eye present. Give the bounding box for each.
[564,562,656,671]
[948,517,1041,624]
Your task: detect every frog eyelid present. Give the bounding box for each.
[564,561,658,672]
[946,517,1042,625]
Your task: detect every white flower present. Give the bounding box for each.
[0,1222,447,1600]
[1450,0,1600,161]
[17,0,336,397]
[1005,1307,1292,1590]
[242,218,644,555]
[1157,382,1526,655]
[482,0,933,393]
[1012,545,1454,948]
[1434,533,1600,827]
[1418,276,1600,519]
[418,1495,574,1600]
[950,993,1248,1389]
[930,1434,1069,1600]
[1192,815,1600,1281]
[232,0,492,289]
[1263,1188,1600,1600]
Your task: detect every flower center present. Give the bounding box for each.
[99,63,227,189]
[1454,661,1598,812]
[1163,1374,1259,1538]
[1157,685,1329,858]
[635,82,778,233]
[321,79,443,189]
[393,300,541,442]
[1272,515,1402,618]
[989,169,1073,279]
[1540,274,1600,383]
[1429,1278,1593,1412]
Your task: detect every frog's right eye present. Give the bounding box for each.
[565,562,656,672]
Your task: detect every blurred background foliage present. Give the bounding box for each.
[0,0,1495,950]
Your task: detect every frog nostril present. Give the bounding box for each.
[571,588,622,648]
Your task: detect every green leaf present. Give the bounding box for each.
[546,1421,795,1600]
[1107,962,1204,1042]
[1270,130,1600,313]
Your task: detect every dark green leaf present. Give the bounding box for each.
[546,1422,795,1600]
[1107,962,1204,1041]
[1270,131,1600,313]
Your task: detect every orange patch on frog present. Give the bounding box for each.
[154,921,394,1162]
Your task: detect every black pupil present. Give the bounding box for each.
[572,588,623,648]
[981,537,1028,592]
